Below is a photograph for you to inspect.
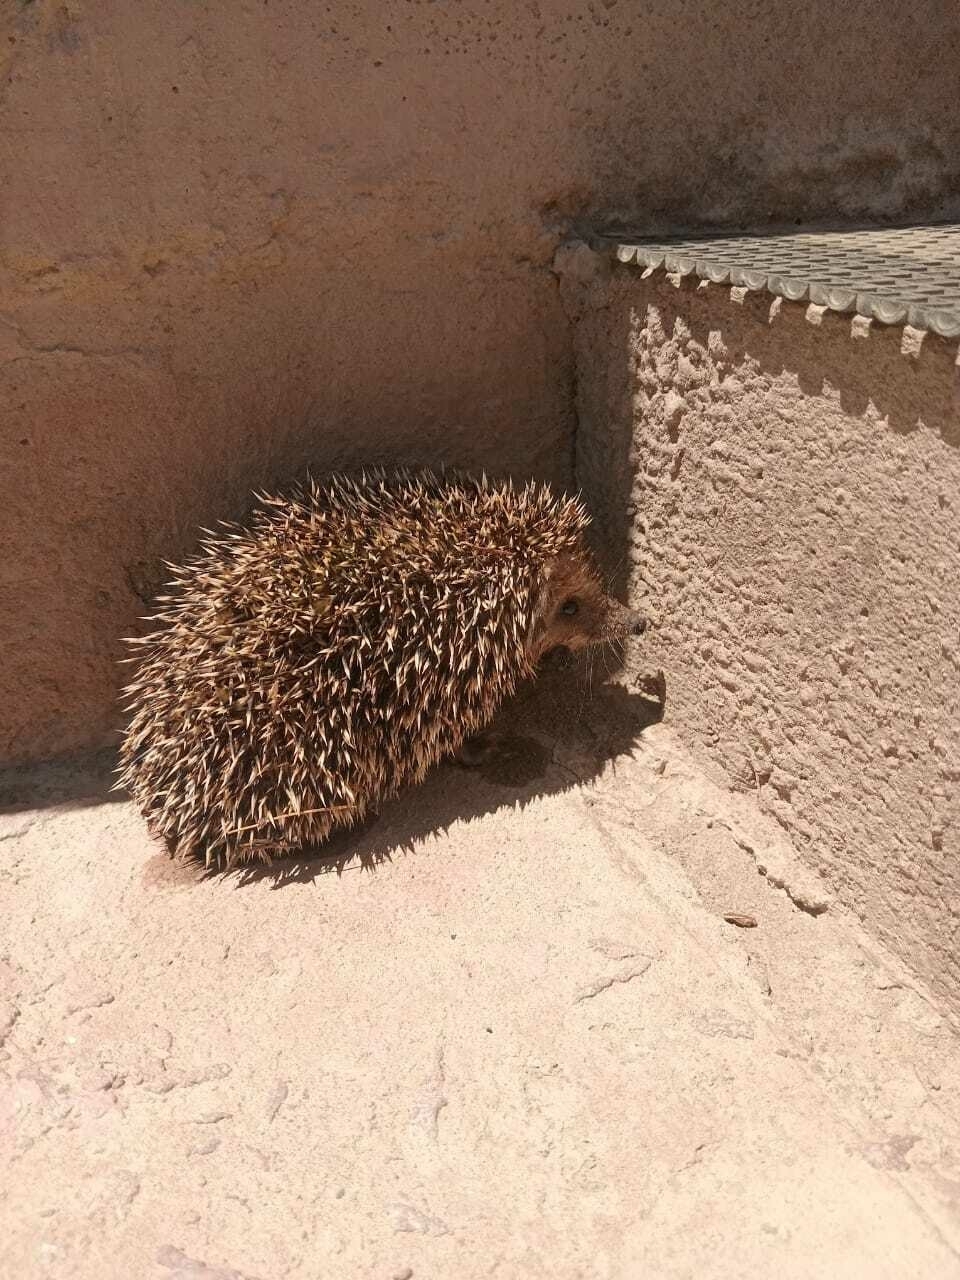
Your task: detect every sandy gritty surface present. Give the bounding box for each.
[2,671,960,1279]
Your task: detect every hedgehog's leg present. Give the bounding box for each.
[454,731,504,769]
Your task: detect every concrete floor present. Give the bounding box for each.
[2,672,959,1280]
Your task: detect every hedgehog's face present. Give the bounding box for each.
[528,551,646,661]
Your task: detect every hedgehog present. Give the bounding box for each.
[118,468,646,868]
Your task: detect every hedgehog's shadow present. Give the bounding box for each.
[225,654,665,890]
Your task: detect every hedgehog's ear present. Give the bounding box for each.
[525,559,561,658]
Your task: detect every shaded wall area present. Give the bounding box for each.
[573,265,960,1014]
[3,0,960,762]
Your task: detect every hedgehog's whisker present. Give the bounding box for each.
[599,644,616,680]
[601,635,623,678]
[577,649,595,723]
[607,551,630,584]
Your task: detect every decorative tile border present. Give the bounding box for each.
[606,225,960,338]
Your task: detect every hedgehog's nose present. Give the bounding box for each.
[611,600,647,637]
[620,605,647,635]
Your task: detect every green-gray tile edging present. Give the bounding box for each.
[604,225,960,339]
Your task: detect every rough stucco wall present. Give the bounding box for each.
[4,0,960,764]
[572,268,960,1015]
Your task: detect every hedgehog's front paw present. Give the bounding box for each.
[454,732,501,769]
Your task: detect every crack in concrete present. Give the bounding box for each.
[574,958,654,1004]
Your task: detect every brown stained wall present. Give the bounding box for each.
[572,267,960,1013]
[3,0,960,763]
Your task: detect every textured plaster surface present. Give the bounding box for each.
[569,260,960,1018]
[2,672,960,1279]
[4,0,960,763]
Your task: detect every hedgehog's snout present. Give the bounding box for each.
[605,597,647,640]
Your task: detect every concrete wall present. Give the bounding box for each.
[571,263,960,1015]
[4,0,960,763]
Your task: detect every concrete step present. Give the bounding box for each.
[2,696,959,1279]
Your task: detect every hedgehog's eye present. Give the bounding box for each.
[560,598,579,617]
